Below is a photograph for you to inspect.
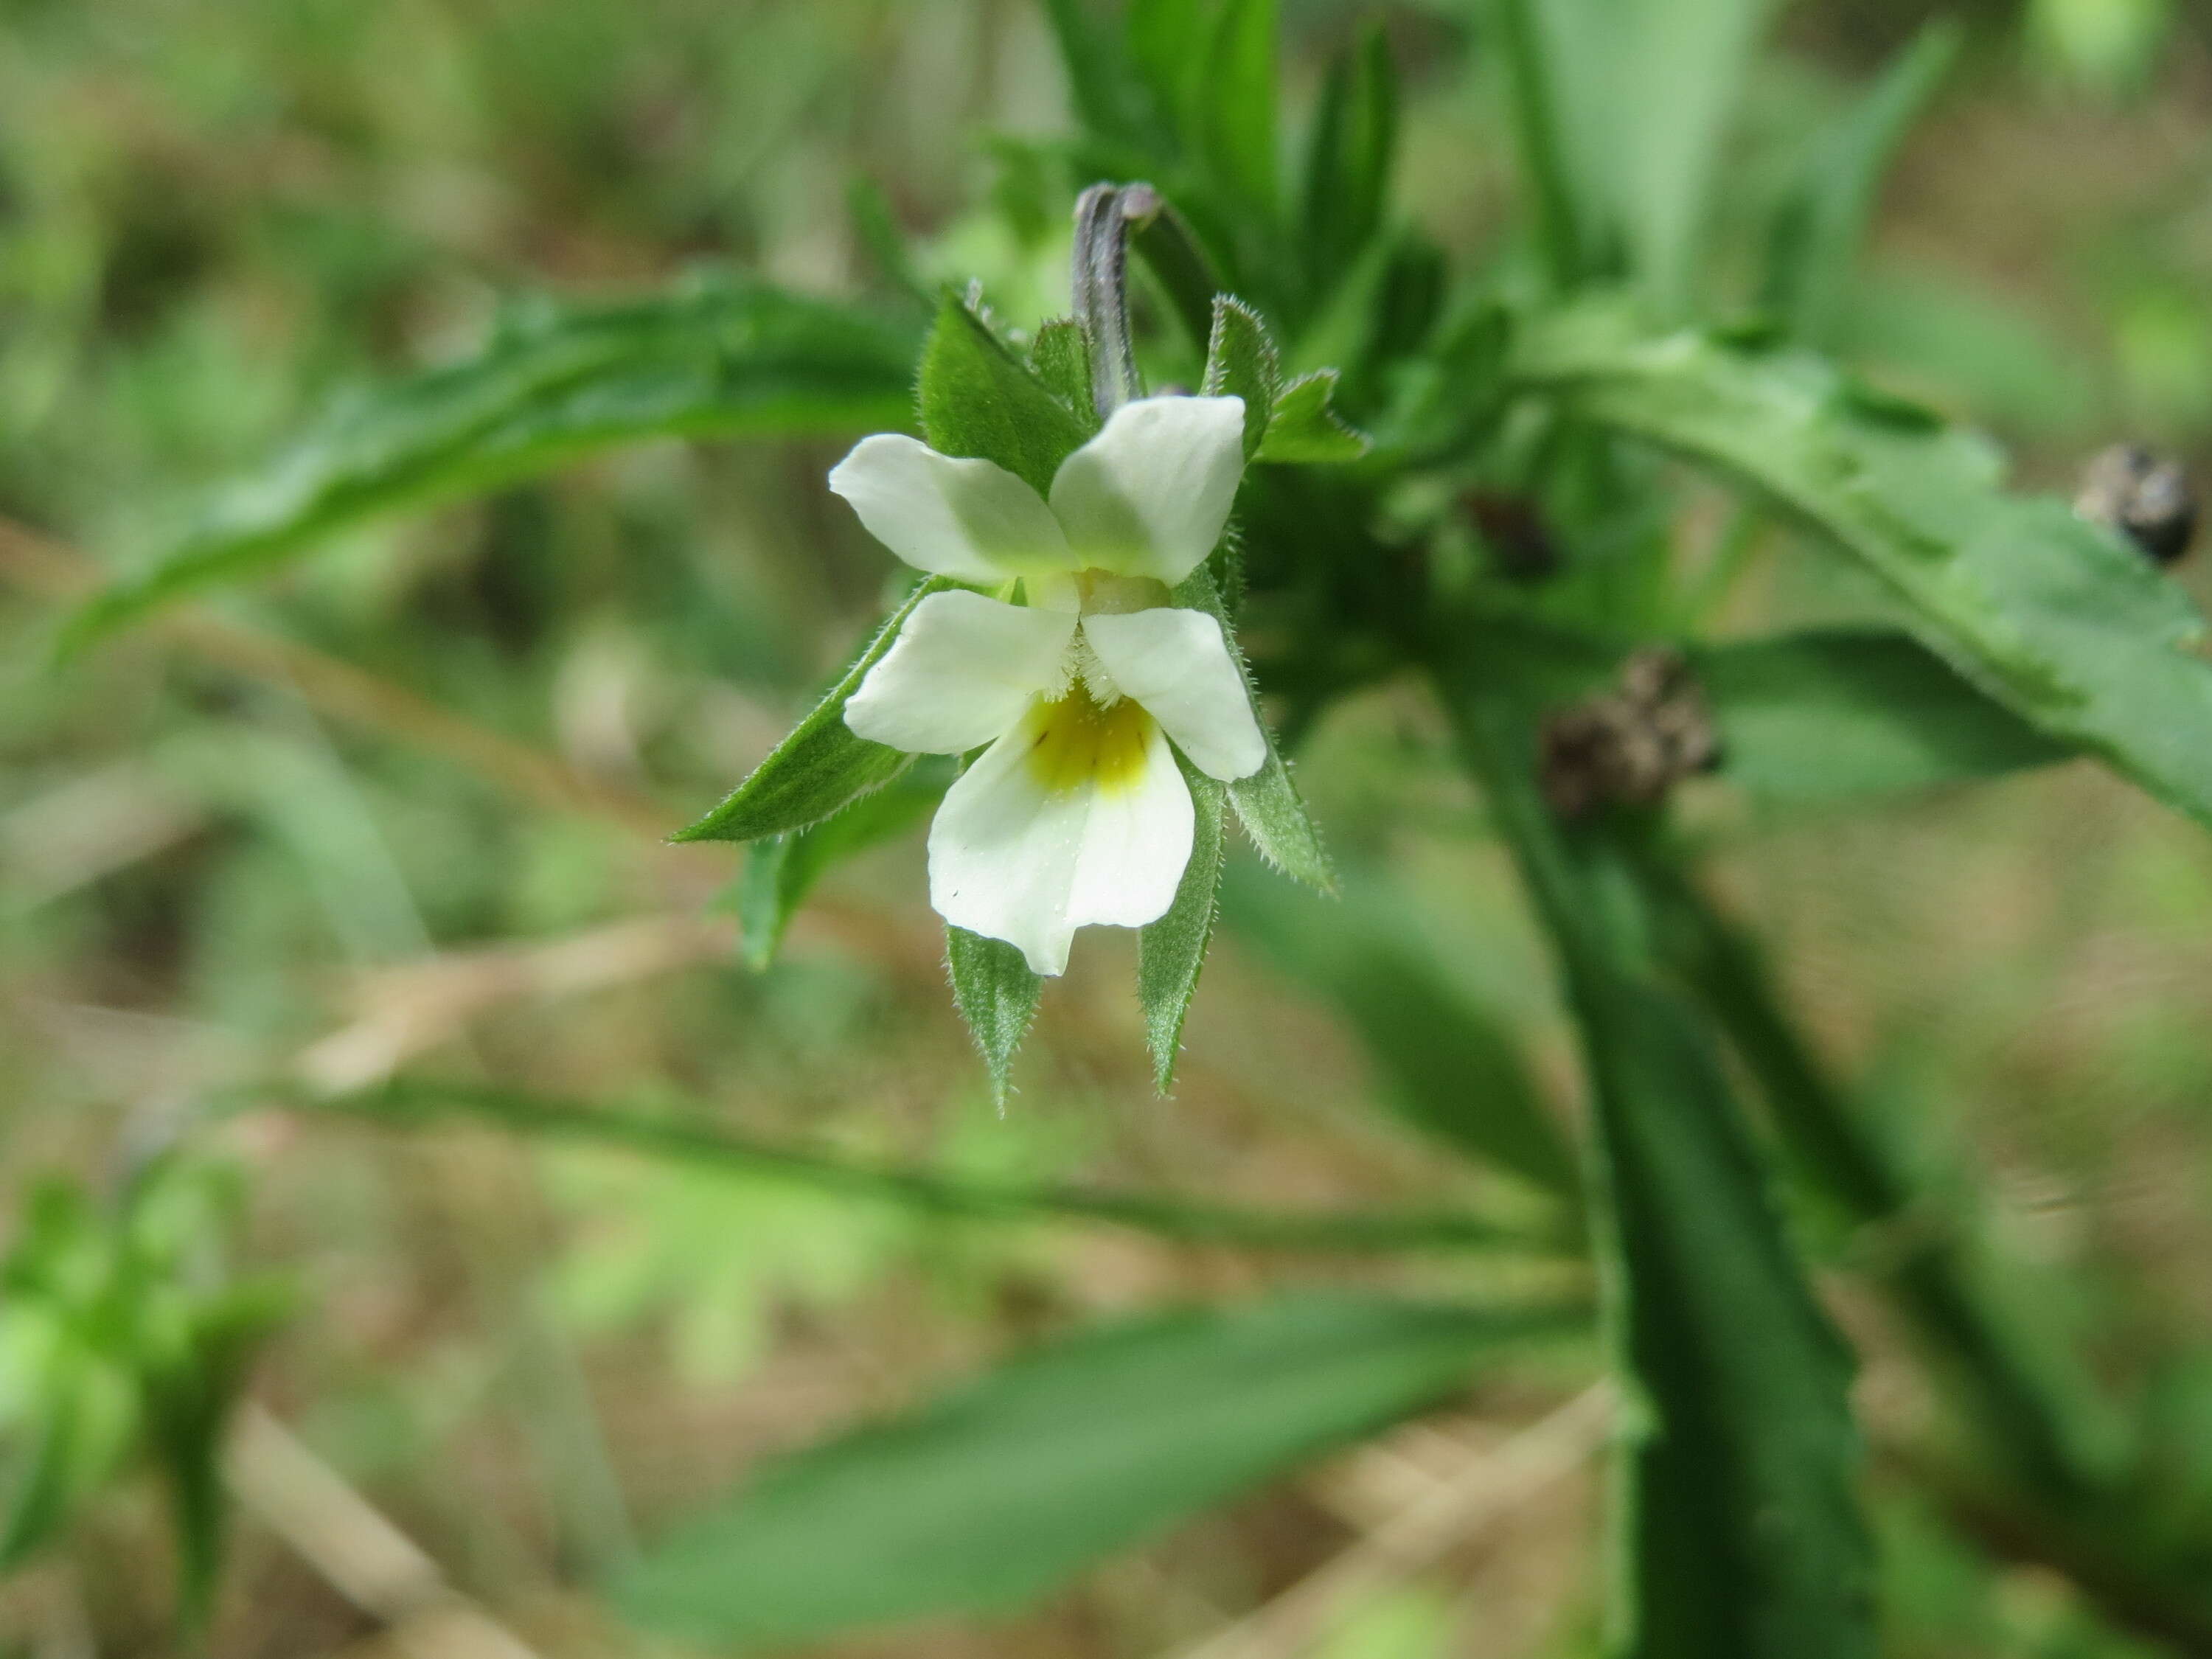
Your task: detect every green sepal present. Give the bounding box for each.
[1136,757,1228,1093]
[1026,319,1103,433]
[734,758,956,970]
[947,925,1044,1107]
[1175,566,1335,891]
[672,577,950,844]
[919,296,1093,499]
[1256,370,1369,464]
[1200,296,1281,460]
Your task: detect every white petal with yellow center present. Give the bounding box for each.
[1046,395,1246,585]
[928,690,1193,975]
[1080,607,1267,781]
[829,435,1071,582]
[844,590,1077,754]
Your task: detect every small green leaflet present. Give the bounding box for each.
[1517,308,2212,835]
[611,1292,1578,1648]
[63,277,921,649]
[1137,759,1227,1092]
[947,925,1043,1107]
[1199,296,1368,464]
[1202,295,1281,459]
[1258,370,1369,463]
[918,296,1093,498]
[734,759,954,970]
[672,578,950,845]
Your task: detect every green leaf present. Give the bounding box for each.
[1039,0,1157,153]
[919,297,1096,500]
[1488,0,1780,310]
[734,758,954,970]
[1127,0,1208,133]
[1694,627,2070,805]
[1027,319,1103,433]
[63,278,920,648]
[1197,0,1279,220]
[1611,0,1782,316]
[1443,684,1876,1659]
[1517,310,2212,835]
[1200,295,1282,460]
[947,925,1043,1106]
[1220,863,1578,1196]
[1175,566,1335,889]
[1257,370,1370,464]
[1491,0,1599,288]
[1763,20,1961,347]
[1138,760,1227,1092]
[612,1293,1574,1646]
[672,578,950,844]
[1301,21,1399,299]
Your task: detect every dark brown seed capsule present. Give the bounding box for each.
[1465,490,1561,583]
[2076,444,2199,566]
[1539,647,1722,821]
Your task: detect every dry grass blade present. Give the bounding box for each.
[225,1405,545,1659]
[1166,1385,1613,1659]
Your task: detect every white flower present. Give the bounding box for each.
[828,394,1267,975]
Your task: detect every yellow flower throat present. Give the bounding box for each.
[1023,687,1152,796]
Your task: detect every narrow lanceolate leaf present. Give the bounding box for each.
[1256,371,1369,464]
[1694,627,2069,806]
[1764,20,1962,346]
[1138,760,1227,1092]
[1198,0,1281,220]
[672,578,950,844]
[1220,862,1578,1197]
[64,278,920,647]
[612,1293,1576,1648]
[1301,21,1399,299]
[947,925,1043,1106]
[918,297,1096,498]
[1028,319,1103,434]
[1126,0,1208,133]
[734,759,953,970]
[1201,296,1282,460]
[1176,566,1334,890]
[1038,0,1156,153]
[1517,309,2212,835]
[1444,684,1875,1659]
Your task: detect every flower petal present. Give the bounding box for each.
[1080,608,1267,781]
[928,708,1193,975]
[844,591,1075,754]
[830,434,1072,581]
[1067,719,1194,932]
[1046,396,1246,585]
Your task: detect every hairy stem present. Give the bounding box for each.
[261,1077,1584,1261]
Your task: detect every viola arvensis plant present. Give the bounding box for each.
[678,182,1349,1090]
[827,394,1265,975]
